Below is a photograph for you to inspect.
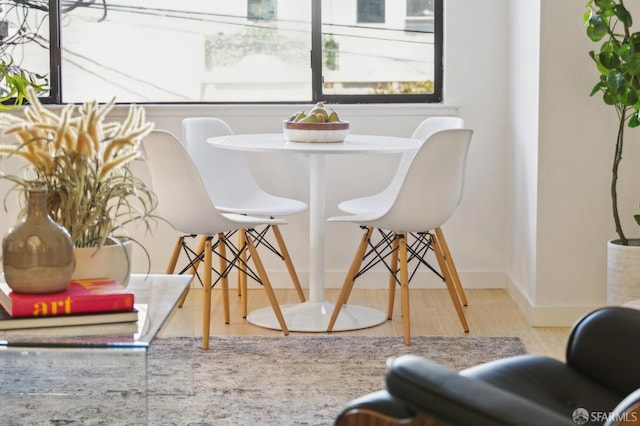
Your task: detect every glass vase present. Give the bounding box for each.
[2,184,74,294]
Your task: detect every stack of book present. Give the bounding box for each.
[0,277,138,331]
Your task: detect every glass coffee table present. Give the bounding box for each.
[0,274,191,424]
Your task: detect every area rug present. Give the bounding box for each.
[2,335,526,425]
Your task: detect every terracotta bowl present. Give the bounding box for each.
[283,120,350,143]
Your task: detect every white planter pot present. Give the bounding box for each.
[607,239,640,305]
[72,239,133,287]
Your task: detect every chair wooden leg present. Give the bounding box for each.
[166,236,184,274]
[202,237,213,350]
[237,229,248,318]
[177,235,208,307]
[166,236,191,307]
[434,227,467,306]
[246,234,289,335]
[327,227,374,332]
[271,224,306,302]
[398,234,411,345]
[387,233,399,320]
[217,233,230,325]
[431,233,469,332]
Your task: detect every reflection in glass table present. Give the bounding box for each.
[0,274,191,424]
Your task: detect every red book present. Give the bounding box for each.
[0,277,135,318]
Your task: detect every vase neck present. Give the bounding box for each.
[27,186,50,220]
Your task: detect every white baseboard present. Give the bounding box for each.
[505,277,602,327]
[188,270,506,290]
[240,270,507,290]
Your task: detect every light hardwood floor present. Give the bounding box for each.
[159,286,572,361]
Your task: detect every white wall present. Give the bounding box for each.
[2,1,620,326]
[506,0,626,325]
[104,0,510,296]
[534,1,616,322]
[506,1,541,321]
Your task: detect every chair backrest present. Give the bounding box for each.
[140,130,237,236]
[182,117,265,206]
[566,306,640,397]
[379,117,466,201]
[371,129,473,233]
[410,116,465,141]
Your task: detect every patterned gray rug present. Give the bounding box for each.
[1,335,527,425]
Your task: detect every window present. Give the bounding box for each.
[357,0,385,24]
[405,0,435,32]
[248,0,277,21]
[0,0,442,104]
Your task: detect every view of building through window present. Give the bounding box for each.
[0,0,440,104]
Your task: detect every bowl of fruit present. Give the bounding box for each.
[283,103,349,143]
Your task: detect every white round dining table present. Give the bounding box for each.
[207,132,419,332]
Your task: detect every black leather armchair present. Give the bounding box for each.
[335,306,640,426]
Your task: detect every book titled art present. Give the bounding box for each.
[0,277,135,318]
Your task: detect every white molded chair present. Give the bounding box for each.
[327,128,474,345]
[182,117,308,316]
[141,130,290,349]
[338,117,468,308]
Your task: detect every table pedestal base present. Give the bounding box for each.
[247,301,387,332]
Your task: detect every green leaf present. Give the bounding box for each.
[594,0,617,13]
[590,80,606,96]
[634,214,640,226]
[590,50,614,75]
[603,89,617,105]
[620,86,639,106]
[587,13,609,41]
[606,70,625,92]
[630,32,640,50]
[612,4,632,26]
[626,52,640,76]
[599,41,621,69]
[630,112,640,127]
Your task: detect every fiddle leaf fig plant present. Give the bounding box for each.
[585,0,640,245]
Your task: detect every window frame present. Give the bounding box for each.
[40,0,442,105]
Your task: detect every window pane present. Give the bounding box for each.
[357,0,385,24]
[0,1,51,99]
[60,1,312,103]
[322,0,436,96]
[405,0,435,32]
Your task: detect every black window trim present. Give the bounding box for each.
[40,0,442,105]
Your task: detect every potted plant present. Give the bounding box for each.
[0,87,158,285]
[585,0,640,303]
[0,55,49,111]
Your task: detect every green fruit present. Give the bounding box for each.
[309,107,329,122]
[327,110,340,122]
[292,111,307,122]
[301,113,319,123]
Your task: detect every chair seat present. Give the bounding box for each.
[338,192,392,215]
[217,194,307,217]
